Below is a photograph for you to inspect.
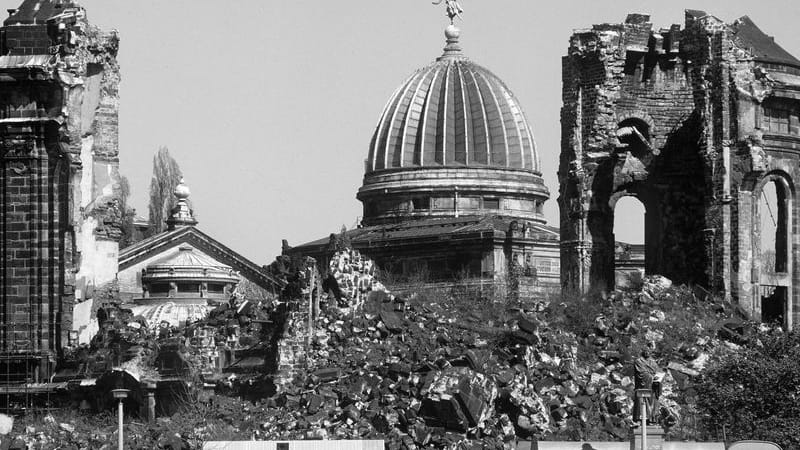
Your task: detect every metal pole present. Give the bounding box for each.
[640,396,647,450]
[307,269,314,347]
[118,399,124,450]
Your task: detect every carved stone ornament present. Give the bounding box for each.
[8,161,28,174]
[2,139,37,159]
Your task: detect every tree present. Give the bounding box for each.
[117,175,142,248]
[696,328,800,449]
[147,146,183,236]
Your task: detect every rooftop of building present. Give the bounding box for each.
[4,0,79,26]
[730,15,800,68]
[288,215,560,255]
[119,180,285,292]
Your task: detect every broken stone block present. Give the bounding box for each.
[313,367,342,382]
[643,275,672,294]
[667,361,699,377]
[380,311,404,333]
[420,395,469,432]
[454,379,489,427]
[517,315,540,334]
[509,330,539,345]
[495,369,515,386]
[306,393,324,414]
[0,415,12,435]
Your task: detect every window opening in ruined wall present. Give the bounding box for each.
[616,118,651,158]
[763,99,800,135]
[758,180,788,273]
[756,178,790,325]
[613,196,646,275]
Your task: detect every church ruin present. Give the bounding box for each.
[0,0,121,382]
[559,11,800,328]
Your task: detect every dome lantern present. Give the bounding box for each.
[166,178,198,231]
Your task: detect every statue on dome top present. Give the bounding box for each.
[432,0,463,24]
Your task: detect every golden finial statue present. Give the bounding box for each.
[432,0,463,24]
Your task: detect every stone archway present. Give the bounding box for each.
[752,173,794,328]
[612,194,646,284]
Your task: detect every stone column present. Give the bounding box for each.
[143,381,157,422]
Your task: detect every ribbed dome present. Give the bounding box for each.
[143,246,239,284]
[358,26,549,226]
[366,45,540,173]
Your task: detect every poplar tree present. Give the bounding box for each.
[118,175,140,248]
[147,146,183,236]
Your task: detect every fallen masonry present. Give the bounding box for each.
[0,248,775,448]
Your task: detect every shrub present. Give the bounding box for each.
[696,330,800,449]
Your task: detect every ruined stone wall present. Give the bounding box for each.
[0,1,121,380]
[560,14,712,292]
[560,11,800,329]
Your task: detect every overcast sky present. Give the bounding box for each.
[58,0,800,263]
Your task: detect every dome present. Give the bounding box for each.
[135,246,240,318]
[358,26,549,226]
[366,50,540,173]
[141,246,239,285]
[130,302,212,330]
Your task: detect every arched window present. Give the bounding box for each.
[755,176,791,326]
[758,180,788,273]
[614,196,645,245]
[613,196,646,277]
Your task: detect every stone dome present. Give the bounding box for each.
[131,246,240,329]
[358,26,549,225]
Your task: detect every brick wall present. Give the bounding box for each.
[0,3,121,382]
[0,123,68,380]
[1,24,52,55]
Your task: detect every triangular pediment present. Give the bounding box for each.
[119,227,284,292]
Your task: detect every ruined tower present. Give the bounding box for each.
[0,0,120,381]
[560,11,800,328]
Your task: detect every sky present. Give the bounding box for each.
[47,0,800,263]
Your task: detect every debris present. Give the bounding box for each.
[0,414,13,435]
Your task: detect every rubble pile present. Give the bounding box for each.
[325,249,387,307]
[226,273,736,447]
[4,254,742,449]
[58,303,160,381]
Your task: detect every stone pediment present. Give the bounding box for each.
[119,226,284,293]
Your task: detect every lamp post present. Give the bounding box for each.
[636,388,652,450]
[111,389,130,450]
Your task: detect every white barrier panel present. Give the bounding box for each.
[530,443,627,450]
[203,441,385,450]
[529,442,725,450]
[662,444,725,450]
[728,441,782,450]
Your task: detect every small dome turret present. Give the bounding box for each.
[166,178,198,230]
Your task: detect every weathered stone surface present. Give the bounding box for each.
[0,0,121,381]
[559,11,800,330]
